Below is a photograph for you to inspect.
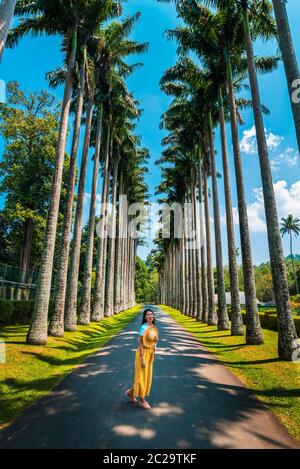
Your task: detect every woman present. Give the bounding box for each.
[125,308,158,410]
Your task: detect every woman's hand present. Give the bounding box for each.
[154,334,158,342]
[141,357,146,368]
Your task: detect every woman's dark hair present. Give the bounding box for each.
[141,308,155,325]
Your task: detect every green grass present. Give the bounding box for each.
[160,305,300,440]
[0,305,141,429]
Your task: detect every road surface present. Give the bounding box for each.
[0,305,298,449]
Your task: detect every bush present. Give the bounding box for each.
[0,299,54,325]
[291,301,300,316]
[291,294,300,303]
[0,300,15,323]
[240,311,300,336]
[229,308,300,336]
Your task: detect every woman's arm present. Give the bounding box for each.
[138,335,146,368]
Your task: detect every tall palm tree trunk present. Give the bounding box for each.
[19,219,33,285]
[175,243,179,309]
[49,61,85,337]
[114,173,124,313]
[219,87,244,336]
[105,152,120,316]
[174,244,178,308]
[124,223,130,309]
[79,105,103,325]
[192,179,202,321]
[243,4,298,357]
[119,199,127,311]
[289,232,299,295]
[127,234,132,307]
[0,0,17,59]
[121,213,128,310]
[131,238,137,307]
[204,170,217,326]
[64,96,94,331]
[173,244,177,308]
[183,200,189,314]
[181,231,186,312]
[187,192,193,316]
[92,125,111,321]
[226,56,262,343]
[198,159,208,323]
[27,28,77,345]
[170,244,174,307]
[208,113,230,331]
[272,0,300,155]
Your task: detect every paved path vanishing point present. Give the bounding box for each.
[0,305,299,449]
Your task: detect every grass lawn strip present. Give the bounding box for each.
[0,305,141,429]
[160,304,300,440]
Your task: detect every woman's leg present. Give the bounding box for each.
[125,388,137,403]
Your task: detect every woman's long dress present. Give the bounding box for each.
[132,330,156,398]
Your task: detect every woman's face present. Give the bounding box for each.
[145,311,154,323]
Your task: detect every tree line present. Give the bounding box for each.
[153,0,300,361]
[0,1,149,345]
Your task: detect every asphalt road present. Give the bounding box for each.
[0,305,299,449]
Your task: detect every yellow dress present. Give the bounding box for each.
[132,328,156,398]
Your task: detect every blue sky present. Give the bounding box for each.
[1,0,300,266]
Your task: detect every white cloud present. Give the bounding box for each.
[240,125,283,155]
[240,126,299,173]
[221,180,300,233]
[266,132,283,150]
[271,147,299,172]
[240,125,257,154]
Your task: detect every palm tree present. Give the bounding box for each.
[92,124,111,320]
[49,8,118,335]
[48,59,86,337]
[240,0,298,358]
[0,0,17,59]
[104,143,120,316]
[272,0,300,155]
[197,0,298,358]
[166,0,300,358]
[10,1,79,344]
[164,2,274,341]
[104,98,142,317]
[218,86,244,335]
[78,102,103,325]
[280,215,300,295]
[203,157,218,325]
[208,110,230,330]
[198,157,209,322]
[64,73,96,332]
[90,14,148,320]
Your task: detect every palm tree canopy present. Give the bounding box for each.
[280,215,300,237]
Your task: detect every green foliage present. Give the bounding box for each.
[0,82,72,272]
[254,262,274,302]
[135,256,149,302]
[135,255,159,303]
[0,299,55,325]
[242,310,300,336]
[253,257,300,301]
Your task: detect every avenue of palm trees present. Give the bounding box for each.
[1,0,299,362]
[155,0,300,360]
[1,0,150,346]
